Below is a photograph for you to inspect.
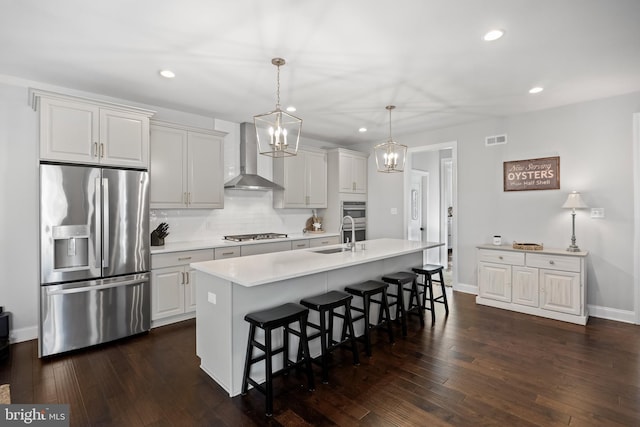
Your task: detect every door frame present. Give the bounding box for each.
[404,141,458,289]
[408,169,429,243]
[634,112,640,324]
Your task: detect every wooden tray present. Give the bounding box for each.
[512,242,543,250]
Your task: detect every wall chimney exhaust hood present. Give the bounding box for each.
[224,123,284,190]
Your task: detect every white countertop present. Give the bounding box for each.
[191,238,443,287]
[150,232,340,254]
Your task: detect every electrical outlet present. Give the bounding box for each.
[208,292,217,304]
[591,208,605,219]
[390,208,398,215]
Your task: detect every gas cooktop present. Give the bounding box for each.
[223,233,288,242]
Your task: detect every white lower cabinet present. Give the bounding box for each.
[476,246,588,324]
[150,249,214,326]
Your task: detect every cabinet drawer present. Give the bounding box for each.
[240,241,292,256]
[291,239,310,250]
[477,249,524,266]
[309,236,341,247]
[214,246,241,259]
[152,249,214,269]
[526,253,581,272]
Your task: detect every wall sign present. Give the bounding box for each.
[503,156,560,191]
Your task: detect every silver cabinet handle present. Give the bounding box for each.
[549,260,555,265]
[178,257,192,261]
[100,143,105,158]
[94,142,99,157]
[295,243,306,248]
[498,256,503,260]
[184,192,188,205]
[181,272,185,284]
[185,271,190,285]
[221,251,234,256]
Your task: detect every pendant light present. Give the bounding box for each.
[254,58,302,157]
[374,105,407,173]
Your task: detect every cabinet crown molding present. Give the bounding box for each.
[29,88,155,116]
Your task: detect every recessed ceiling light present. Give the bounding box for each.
[159,69,175,79]
[286,106,296,112]
[529,86,544,94]
[358,127,367,133]
[483,29,505,41]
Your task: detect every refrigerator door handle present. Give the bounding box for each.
[95,176,102,269]
[102,177,109,268]
[46,277,148,296]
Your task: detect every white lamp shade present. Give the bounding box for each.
[562,191,588,209]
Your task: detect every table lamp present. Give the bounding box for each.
[562,191,588,252]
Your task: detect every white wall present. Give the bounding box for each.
[360,91,640,320]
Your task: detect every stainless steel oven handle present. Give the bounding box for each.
[46,278,148,296]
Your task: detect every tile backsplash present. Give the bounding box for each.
[151,191,325,242]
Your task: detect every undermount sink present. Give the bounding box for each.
[312,247,349,254]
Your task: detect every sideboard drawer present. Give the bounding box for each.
[478,249,525,266]
[526,253,581,272]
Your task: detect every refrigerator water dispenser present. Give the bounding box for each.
[53,225,89,270]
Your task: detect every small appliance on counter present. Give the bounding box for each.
[151,223,169,246]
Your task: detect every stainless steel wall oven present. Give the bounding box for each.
[341,201,366,243]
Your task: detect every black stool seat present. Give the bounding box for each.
[300,291,359,383]
[242,302,315,416]
[344,281,394,357]
[382,272,424,336]
[412,264,449,323]
[244,302,309,327]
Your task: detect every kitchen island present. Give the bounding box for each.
[191,238,442,396]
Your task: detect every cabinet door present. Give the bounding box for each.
[352,155,367,193]
[282,153,307,207]
[184,268,197,313]
[188,132,224,209]
[99,109,149,168]
[478,262,512,302]
[306,151,327,207]
[150,126,188,208]
[338,154,354,192]
[39,97,99,164]
[512,266,539,307]
[151,266,185,320]
[540,269,581,315]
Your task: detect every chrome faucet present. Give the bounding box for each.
[341,215,356,251]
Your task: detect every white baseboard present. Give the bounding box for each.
[587,304,637,324]
[453,282,477,295]
[10,325,37,344]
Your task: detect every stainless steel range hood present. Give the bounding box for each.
[224,122,284,191]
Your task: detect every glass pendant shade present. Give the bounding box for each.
[254,58,302,157]
[375,105,407,173]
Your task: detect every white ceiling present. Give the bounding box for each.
[2,0,640,145]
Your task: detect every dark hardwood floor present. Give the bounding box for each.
[2,291,640,426]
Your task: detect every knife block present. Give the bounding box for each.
[150,232,165,247]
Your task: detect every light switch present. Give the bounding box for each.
[390,208,398,215]
[591,208,605,219]
[208,292,217,304]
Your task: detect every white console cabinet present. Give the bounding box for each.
[476,245,588,325]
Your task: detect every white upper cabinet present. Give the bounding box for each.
[150,121,226,209]
[32,90,153,168]
[273,148,327,208]
[330,148,368,194]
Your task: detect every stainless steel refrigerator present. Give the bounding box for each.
[39,163,150,357]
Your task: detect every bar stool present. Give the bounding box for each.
[344,280,394,357]
[299,290,360,383]
[242,303,315,416]
[412,265,450,323]
[381,272,424,336]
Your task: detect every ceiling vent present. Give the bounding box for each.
[485,134,508,146]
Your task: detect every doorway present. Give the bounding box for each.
[404,141,458,289]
